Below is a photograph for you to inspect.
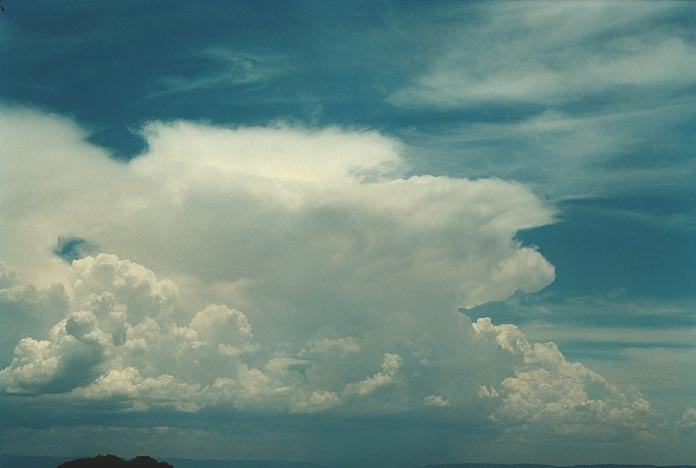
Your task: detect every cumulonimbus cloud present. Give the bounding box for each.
[0,108,650,436]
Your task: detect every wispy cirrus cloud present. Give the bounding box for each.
[389,2,696,108]
[148,47,290,99]
[399,99,696,203]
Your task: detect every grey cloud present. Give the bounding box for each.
[0,267,69,364]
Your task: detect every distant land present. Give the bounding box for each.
[56,455,172,467]
[2,455,695,468]
[0,455,339,468]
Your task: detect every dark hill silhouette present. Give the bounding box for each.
[57,455,173,468]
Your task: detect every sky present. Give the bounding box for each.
[1,1,696,466]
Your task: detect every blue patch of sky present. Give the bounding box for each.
[517,201,696,299]
[52,235,97,263]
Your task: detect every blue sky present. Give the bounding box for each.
[1,1,696,466]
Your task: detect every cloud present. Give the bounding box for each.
[676,407,696,431]
[478,385,499,399]
[389,2,696,108]
[423,394,450,408]
[75,367,202,412]
[0,107,649,437]
[343,353,402,398]
[71,254,181,325]
[0,262,69,363]
[149,48,289,99]
[1,253,395,414]
[473,317,652,436]
[0,310,107,395]
[0,107,555,316]
[399,101,696,203]
[306,337,361,356]
[0,253,652,438]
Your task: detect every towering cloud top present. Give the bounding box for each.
[0,109,650,443]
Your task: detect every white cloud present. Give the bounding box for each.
[150,48,289,99]
[75,367,202,412]
[424,394,450,408]
[300,390,343,412]
[400,100,696,202]
[189,304,253,343]
[0,108,651,437]
[307,337,361,356]
[72,254,180,324]
[473,317,652,436]
[343,353,402,398]
[0,107,555,325]
[390,2,696,107]
[478,385,499,399]
[0,310,108,395]
[0,253,652,437]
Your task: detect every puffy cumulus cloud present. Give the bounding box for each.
[0,310,107,394]
[189,304,252,343]
[478,386,499,399]
[343,353,402,398]
[0,255,653,437]
[71,254,180,324]
[0,255,383,414]
[473,318,652,437]
[0,264,69,363]
[0,108,650,437]
[74,367,202,412]
[423,394,450,408]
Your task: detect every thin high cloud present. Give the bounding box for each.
[148,48,290,99]
[389,2,696,108]
[399,99,696,203]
